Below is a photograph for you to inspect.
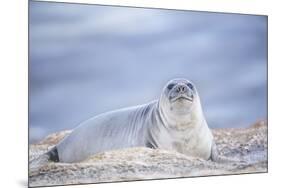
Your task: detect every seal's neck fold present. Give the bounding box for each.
[158,97,205,130]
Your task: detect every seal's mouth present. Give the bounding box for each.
[170,95,193,102]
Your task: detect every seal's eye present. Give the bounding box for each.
[186,83,193,90]
[167,83,175,90]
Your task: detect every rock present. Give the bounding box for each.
[38,130,72,145]
[29,120,267,187]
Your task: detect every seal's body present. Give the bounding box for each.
[56,102,155,162]
[47,78,216,163]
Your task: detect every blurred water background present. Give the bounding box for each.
[29,1,267,143]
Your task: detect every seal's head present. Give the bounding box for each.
[161,78,196,111]
[159,78,200,124]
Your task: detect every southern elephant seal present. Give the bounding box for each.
[45,78,219,163]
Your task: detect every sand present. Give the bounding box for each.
[29,120,267,187]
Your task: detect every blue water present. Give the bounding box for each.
[29,1,267,143]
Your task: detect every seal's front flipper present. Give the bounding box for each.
[46,146,59,162]
[210,142,220,162]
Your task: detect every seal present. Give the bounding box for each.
[45,78,219,163]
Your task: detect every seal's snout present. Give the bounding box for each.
[174,83,193,100]
[176,84,188,94]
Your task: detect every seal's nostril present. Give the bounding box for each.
[182,86,186,92]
